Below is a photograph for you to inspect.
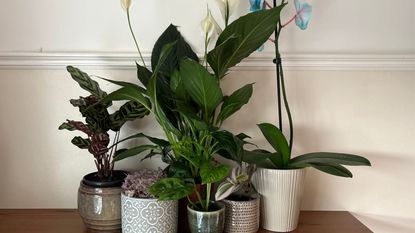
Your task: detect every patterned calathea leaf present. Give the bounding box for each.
[88,132,110,157]
[71,136,91,149]
[61,120,93,136]
[67,66,107,99]
[109,101,150,131]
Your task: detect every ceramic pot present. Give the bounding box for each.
[78,170,127,231]
[178,184,205,233]
[121,194,178,233]
[222,195,260,233]
[252,168,306,232]
[187,202,225,233]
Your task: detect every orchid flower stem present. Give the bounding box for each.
[273,0,282,130]
[278,61,293,152]
[126,10,147,68]
[282,14,297,28]
[225,1,230,27]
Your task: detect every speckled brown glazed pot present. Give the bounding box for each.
[222,196,260,233]
[187,202,225,233]
[78,171,126,231]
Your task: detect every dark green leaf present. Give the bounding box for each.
[242,149,279,169]
[290,152,371,167]
[66,66,106,98]
[149,178,195,200]
[71,136,91,149]
[114,132,169,147]
[168,161,193,179]
[180,59,223,118]
[136,62,153,87]
[258,123,290,166]
[217,83,253,124]
[59,122,76,131]
[151,24,199,75]
[212,130,244,162]
[113,145,158,161]
[102,86,151,111]
[200,162,230,184]
[207,5,286,78]
[308,163,353,178]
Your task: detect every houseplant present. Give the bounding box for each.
[238,0,372,232]
[59,66,150,231]
[121,169,178,233]
[98,1,288,231]
[215,165,260,233]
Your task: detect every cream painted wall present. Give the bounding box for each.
[0,0,414,232]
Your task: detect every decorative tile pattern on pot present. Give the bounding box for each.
[121,194,178,233]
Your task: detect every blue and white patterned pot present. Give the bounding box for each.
[121,194,178,233]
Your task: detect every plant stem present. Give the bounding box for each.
[126,9,147,68]
[206,183,212,211]
[273,0,282,130]
[204,33,209,69]
[278,61,293,153]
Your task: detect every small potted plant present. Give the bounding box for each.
[59,66,150,231]
[121,169,178,233]
[215,165,260,233]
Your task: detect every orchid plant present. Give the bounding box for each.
[235,0,371,176]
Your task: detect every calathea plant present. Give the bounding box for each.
[59,66,151,179]
[98,4,287,211]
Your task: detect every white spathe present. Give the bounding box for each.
[252,168,306,232]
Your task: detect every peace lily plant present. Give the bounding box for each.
[94,0,286,215]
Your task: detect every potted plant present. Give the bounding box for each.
[215,165,260,233]
[121,169,178,233]
[59,66,150,231]
[239,0,372,232]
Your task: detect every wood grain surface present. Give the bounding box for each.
[0,209,372,233]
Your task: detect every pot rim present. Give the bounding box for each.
[223,195,260,204]
[82,170,127,188]
[187,201,225,214]
[121,193,176,202]
[256,167,306,173]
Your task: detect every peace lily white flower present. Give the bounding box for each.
[201,8,222,39]
[120,0,132,12]
[214,0,240,26]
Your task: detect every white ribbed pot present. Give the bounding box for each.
[252,168,306,232]
[121,193,178,233]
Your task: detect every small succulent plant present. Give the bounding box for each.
[122,169,165,198]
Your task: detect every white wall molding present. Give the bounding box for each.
[0,52,414,71]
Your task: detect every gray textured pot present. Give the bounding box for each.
[252,168,306,232]
[222,195,260,233]
[121,194,178,233]
[78,183,122,231]
[187,202,225,233]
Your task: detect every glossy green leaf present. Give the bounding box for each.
[113,144,158,161]
[200,162,230,184]
[136,62,153,87]
[217,83,253,124]
[148,178,195,201]
[179,59,223,118]
[151,24,199,75]
[207,5,285,78]
[258,123,290,166]
[242,149,279,169]
[212,130,244,162]
[113,132,169,148]
[290,152,371,167]
[308,163,353,178]
[102,86,151,111]
[109,101,150,131]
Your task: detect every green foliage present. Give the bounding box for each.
[66,66,107,98]
[242,123,371,177]
[148,178,195,201]
[71,136,91,149]
[207,4,286,78]
[200,163,230,184]
[216,83,253,125]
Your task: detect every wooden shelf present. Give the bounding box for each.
[0,209,372,233]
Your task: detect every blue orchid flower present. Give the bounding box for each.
[294,0,312,30]
[249,0,266,12]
